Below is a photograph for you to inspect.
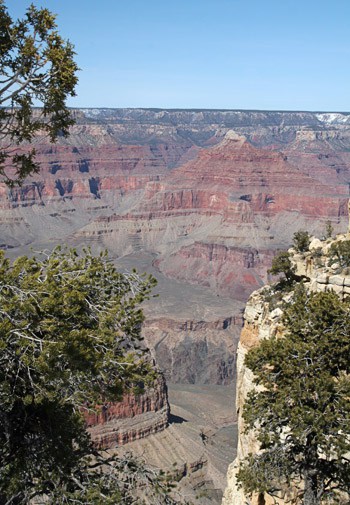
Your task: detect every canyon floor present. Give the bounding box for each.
[116,383,237,505]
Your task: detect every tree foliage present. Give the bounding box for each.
[0,1,78,185]
[293,230,311,253]
[328,240,350,269]
[237,285,350,505]
[324,221,334,240]
[268,251,296,285]
[0,247,184,504]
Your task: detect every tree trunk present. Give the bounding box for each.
[258,492,266,505]
[303,471,319,505]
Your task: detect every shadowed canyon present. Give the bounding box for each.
[2,109,350,502]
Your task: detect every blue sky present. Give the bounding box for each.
[8,0,350,111]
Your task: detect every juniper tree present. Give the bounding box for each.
[237,285,350,505]
[268,251,297,286]
[293,230,311,253]
[328,240,350,269]
[0,247,182,504]
[0,1,78,185]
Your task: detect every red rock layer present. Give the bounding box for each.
[155,242,275,301]
[85,373,169,449]
[136,134,348,220]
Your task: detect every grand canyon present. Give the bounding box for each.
[2,108,350,503]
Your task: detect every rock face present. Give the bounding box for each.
[2,109,350,387]
[142,316,243,384]
[116,383,238,505]
[86,373,169,449]
[222,232,350,505]
[156,242,275,301]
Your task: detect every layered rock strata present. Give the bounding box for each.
[116,383,238,505]
[142,316,243,384]
[222,232,350,505]
[2,109,350,388]
[86,373,169,449]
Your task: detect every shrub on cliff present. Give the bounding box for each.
[237,285,350,505]
[328,240,350,269]
[0,247,182,504]
[268,251,297,287]
[292,230,311,253]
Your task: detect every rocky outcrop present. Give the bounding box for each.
[143,316,243,384]
[222,232,350,505]
[86,373,169,449]
[155,242,274,301]
[222,288,283,505]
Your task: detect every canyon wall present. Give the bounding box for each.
[86,372,169,449]
[142,315,243,384]
[222,232,350,505]
[1,109,350,387]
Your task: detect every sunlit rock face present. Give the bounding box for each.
[85,373,170,449]
[222,231,350,505]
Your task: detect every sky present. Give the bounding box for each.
[7,0,350,111]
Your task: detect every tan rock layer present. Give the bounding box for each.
[222,233,350,505]
[85,373,170,450]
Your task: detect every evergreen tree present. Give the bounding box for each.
[237,285,350,505]
[0,247,181,504]
[0,1,78,185]
[293,230,311,253]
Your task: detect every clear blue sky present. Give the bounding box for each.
[8,0,350,111]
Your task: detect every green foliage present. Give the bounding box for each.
[237,285,350,504]
[0,1,78,185]
[0,247,185,504]
[268,251,296,287]
[325,220,334,239]
[260,287,284,311]
[293,230,311,252]
[309,246,324,269]
[328,240,350,269]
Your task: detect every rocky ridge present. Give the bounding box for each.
[222,231,350,505]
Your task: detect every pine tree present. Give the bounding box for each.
[0,1,78,185]
[237,285,350,505]
[0,247,182,504]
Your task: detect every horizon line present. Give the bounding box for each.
[69,107,350,114]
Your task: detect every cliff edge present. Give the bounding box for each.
[222,230,350,505]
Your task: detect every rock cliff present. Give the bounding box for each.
[142,315,242,384]
[86,372,169,449]
[222,231,350,505]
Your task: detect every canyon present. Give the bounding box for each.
[2,109,350,385]
[85,372,170,449]
[1,109,350,503]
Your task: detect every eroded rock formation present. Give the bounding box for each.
[86,372,169,449]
